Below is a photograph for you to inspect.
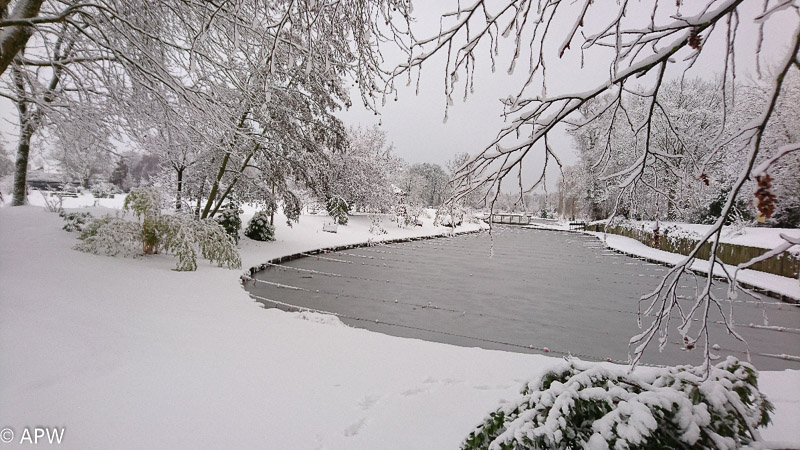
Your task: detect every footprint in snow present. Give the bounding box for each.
[473,384,512,390]
[401,387,426,396]
[344,418,366,437]
[358,395,380,410]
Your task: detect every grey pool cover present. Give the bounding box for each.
[245,227,800,370]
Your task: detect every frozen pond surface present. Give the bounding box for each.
[246,227,800,370]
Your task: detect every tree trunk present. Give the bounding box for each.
[11,120,33,205]
[175,166,184,210]
[200,151,230,219]
[11,65,34,206]
[270,180,275,226]
[0,0,45,77]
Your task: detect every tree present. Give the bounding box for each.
[324,125,402,214]
[569,78,740,222]
[404,163,448,207]
[0,0,45,76]
[51,105,114,188]
[3,0,412,208]
[395,1,800,369]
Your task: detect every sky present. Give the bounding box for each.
[2,1,798,192]
[337,1,799,191]
[336,1,579,189]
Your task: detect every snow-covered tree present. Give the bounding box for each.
[323,125,403,214]
[51,105,115,188]
[3,0,414,208]
[402,163,448,208]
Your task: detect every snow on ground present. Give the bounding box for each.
[585,232,800,302]
[1,201,798,448]
[606,219,800,255]
[527,218,799,301]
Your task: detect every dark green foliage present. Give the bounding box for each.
[215,203,243,244]
[244,210,275,242]
[109,160,130,191]
[60,210,93,232]
[327,196,349,225]
[462,357,773,450]
[772,205,800,228]
[696,188,753,225]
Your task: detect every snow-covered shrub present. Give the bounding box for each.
[327,196,349,225]
[244,210,275,241]
[395,203,425,228]
[160,215,241,271]
[369,214,387,235]
[462,357,772,450]
[76,216,142,257]
[435,207,464,228]
[90,182,121,198]
[215,203,242,244]
[76,187,241,271]
[693,188,753,225]
[60,210,93,232]
[124,187,163,254]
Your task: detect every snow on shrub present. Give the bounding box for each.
[215,202,242,244]
[77,216,142,257]
[369,214,387,235]
[462,357,772,450]
[59,210,93,232]
[90,181,121,199]
[244,210,275,242]
[327,196,349,225]
[76,187,241,271]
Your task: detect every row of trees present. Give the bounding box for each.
[0,0,471,225]
[555,76,800,228]
[1,0,414,210]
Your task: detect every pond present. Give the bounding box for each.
[245,226,800,370]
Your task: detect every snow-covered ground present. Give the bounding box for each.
[633,220,800,255]
[525,219,800,301]
[588,231,800,302]
[1,197,799,448]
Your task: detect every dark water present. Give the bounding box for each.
[245,227,800,370]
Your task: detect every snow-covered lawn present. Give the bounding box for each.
[1,200,798,448]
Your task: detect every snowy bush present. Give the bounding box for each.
[395,203,424,228]
[60,210,93,232]
[244,210,275,242]
[462,357,772,450]
[327,196,349,225]
[215,203,242,244]
[369,214,387,235]
[76,216,143,257]
[435,207,464,228]
[76,187,241,271]
[160,215,241,271]
[124,187,163,254]
[90,182,121,199]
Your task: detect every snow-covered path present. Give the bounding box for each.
[1,205,798,448]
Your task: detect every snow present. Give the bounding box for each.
[1,203,798,448]
[587,231,800,301]
[629,220,800,256]
[525,218,799,301]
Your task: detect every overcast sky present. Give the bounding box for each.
[2,1,797,192]
[338,1,798,190]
